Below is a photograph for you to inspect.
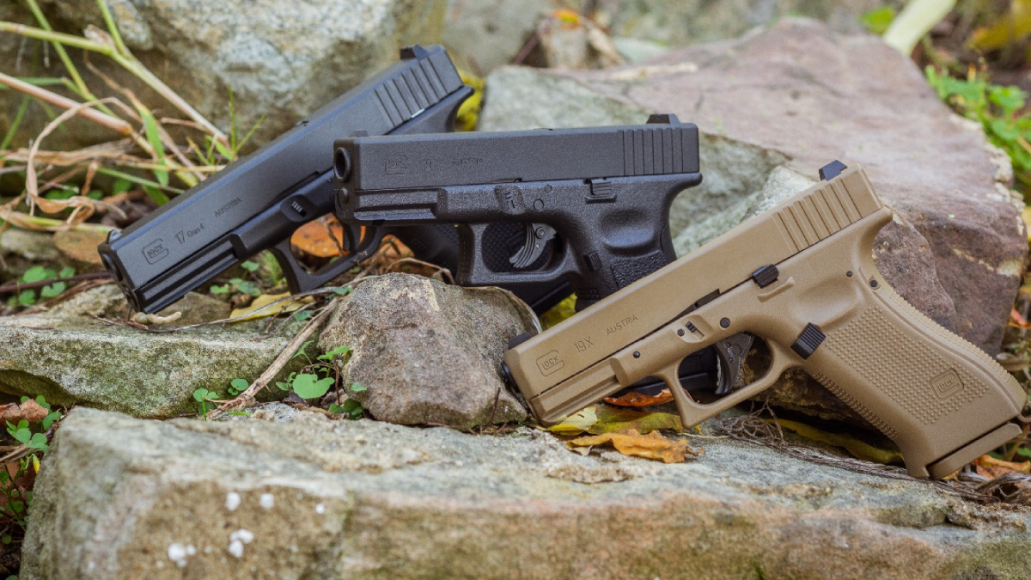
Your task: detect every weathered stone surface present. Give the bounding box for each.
[0,229,60,263]
[0,285,297,418]
[479,19,1026,423]
[318,273,537,428]
[597,0,904,47]
[443,0,550,74]
[22,406,1031,580]
[2,0,447,147]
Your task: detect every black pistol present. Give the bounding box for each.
[98,45,570,314]
[334,114,701,310]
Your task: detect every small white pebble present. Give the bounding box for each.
[167,543,189,568]
[259,493,275,509]
[230,529,254,544]
[315,504,325,515]
[225,492,241,511]
[186,545,196,556]
[228,539,244,559]
[168,543,187,561]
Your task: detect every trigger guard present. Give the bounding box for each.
[271,226,385,293]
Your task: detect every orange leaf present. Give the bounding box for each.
[291,217,354,258]
[0,399,48,425]
[1010,308,1031,330]
[974,454,1031,476]
[568,429,701,463]
[604,388,674,407]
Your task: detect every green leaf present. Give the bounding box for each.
[275,381,291,391]
[209,284,230,295]
[42,411,61,431]
[293,342,313,360]
[111,178,133,195]
[11,428,31,445]
[27,433,48,452]
[291,373,334,399]
[21,266,55,283]
[349,382,367,393]
[143,184,170,206]
[860,6,895,35]
[40,282,66,298]
[340,399,364,419]
[293,311,313,322]
[35,395,50,410]
[988,85,1027,116]
[192,388,211,402]
[327,403,346,414]
[230,378,249,391]
[241,260,259,273]
[212,137,233,161]
[17,290,35,306]
[318,346,351,361]
[140,106,166,160]
[332,286,354,296]
[58,266,76,278]
[236,281,261,296]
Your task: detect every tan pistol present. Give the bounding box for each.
[503,162,1028,479]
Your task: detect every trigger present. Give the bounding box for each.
[714,334,755,396]
[509,223,555,269]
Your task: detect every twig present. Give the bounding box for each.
[210,305,336,417]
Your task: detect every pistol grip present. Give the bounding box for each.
[808,281,1025,479]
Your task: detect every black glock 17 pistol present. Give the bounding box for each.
[97,45,570,315]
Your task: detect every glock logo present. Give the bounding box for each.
[930,369,964,400]
[142,239,168,264]
[536,350,564,376]
[385,156,409,175]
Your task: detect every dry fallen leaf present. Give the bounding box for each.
[604,388,674,407]
[290,217,350,258]
[975,454,1031,480]
[546,405,684,436]
[568,429,700,463]
[769,418,904,466]
[0,399,48,425]
[230,292,313,320]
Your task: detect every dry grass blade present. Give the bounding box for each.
[2,139,135,166]
[23,98,128,225]
[0,71,132,135]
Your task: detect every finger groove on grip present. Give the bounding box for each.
[823,302,988,426]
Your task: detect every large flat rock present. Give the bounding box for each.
[21,406,1031,580]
